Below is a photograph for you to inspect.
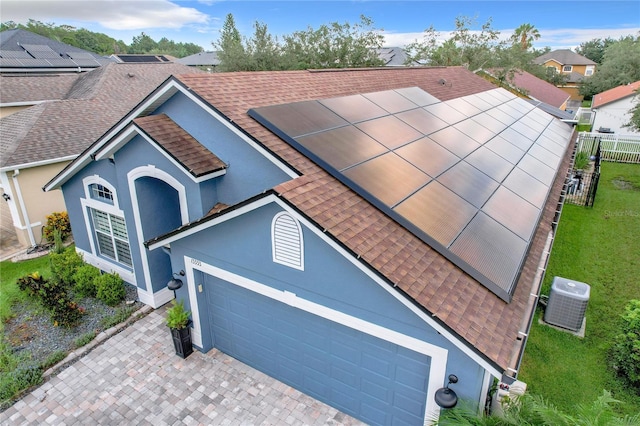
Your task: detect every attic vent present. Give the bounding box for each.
[544,277,590,331]
[272,212,304,270]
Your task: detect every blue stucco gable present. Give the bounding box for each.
[60,87,294,308]
[161,197,490,409]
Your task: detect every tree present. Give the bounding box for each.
[511,23,540,50]
[282,15,384,69]
[580,35,640,98]
[623,92,640,132]
[215,13,249,72]
[128,32,157,54]
[575,37,617,65]
[245,22,282,71]
[404,16,503,71]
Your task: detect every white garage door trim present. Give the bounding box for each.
[184,255,448,423]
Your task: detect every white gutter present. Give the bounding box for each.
[11,169,36,246]
[0,155,77,174]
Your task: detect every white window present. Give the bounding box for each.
[585,66,594,76]
[562,65,573,73]
[90,183,114,204]
[272,212,304,270]
[90,208,132,266]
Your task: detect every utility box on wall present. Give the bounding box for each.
[544,277,590,332]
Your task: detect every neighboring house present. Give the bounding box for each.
[45,67,574,425]
[109,54,174,63]
[591,80,640,134]
[534,49,597,100]
[0,29,112,75]
[0,62,201,251]
[176,51,220,71]
[484,68,575,121]
[376,47,411,66]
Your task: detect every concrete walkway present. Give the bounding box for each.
[1,307,364,425]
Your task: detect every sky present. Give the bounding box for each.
[1,0,639,51]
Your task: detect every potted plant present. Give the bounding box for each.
[166,299,193,359]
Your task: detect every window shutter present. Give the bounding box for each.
[272,212,304,270]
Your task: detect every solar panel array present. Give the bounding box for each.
[0,44,104,68]
[249,87,572,301]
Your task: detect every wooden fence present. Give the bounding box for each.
[577,132,640,164]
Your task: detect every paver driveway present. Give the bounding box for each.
[1,306,364,425]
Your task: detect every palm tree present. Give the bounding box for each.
[512,23,541,50]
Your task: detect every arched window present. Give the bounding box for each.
[81,176,132,267]
[272,212,304,270]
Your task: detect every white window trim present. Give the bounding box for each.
[562,65,573,73]
[80,176,133,272]
[271,212,304,270]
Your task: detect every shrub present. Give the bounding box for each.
[16,272,83,327]
[16,272,46,296]
[49,248,83,286]
[574,150,590,170]
[96,273,125,306]
[42,211,71,244]
[166,299,190,329]
[72,264,101,298]
[611,299,640,389]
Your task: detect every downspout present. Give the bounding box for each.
[12,169,36,246]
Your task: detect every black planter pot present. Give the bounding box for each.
[169,325,193,359]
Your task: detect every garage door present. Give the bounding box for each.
[205,274,430,426]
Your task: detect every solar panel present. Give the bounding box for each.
[356,115,423,149]
[249,86,571,301]
[320,94,388,123]
[396,137,459,177]
[343,152,430,207]
[397,108,448,135]
[1,50,32,59]
[363,90,420,114]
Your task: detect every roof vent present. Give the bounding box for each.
[544,276,590,332]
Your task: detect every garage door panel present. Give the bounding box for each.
[205,274,431,426]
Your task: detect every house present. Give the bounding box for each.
[176,51,220,71]
[591,81,640,134]
[534,49,597,101]
[0,62,201,253]
[44,67,574,424]
[484,68,575,121]
[0,29,112,74]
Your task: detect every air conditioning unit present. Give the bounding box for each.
[544,277,590,332]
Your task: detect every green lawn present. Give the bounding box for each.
[0,255,51,330]
[519,162,640,416]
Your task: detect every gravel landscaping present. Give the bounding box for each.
[4,284,142,367]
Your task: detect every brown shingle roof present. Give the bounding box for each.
[534,49,596,66]
[488,69,570,109]
[134,114,226,177]
[0,73,81,104]
[0,62,203,169]
[174,67,573,372]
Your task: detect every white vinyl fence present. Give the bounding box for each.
[577,132,640,164]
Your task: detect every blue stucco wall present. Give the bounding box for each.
[60,89,294,298]
[156,92,293,205]
[168,201,487,405]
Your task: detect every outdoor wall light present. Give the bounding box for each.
[167,270,185,291]
[2,193,10,201]
[434,374,459,409]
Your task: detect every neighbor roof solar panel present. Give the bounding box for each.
[250,87,571,301]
